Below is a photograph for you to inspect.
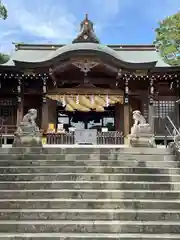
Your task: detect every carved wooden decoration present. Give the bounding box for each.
[135,70,148,76]
[72,59,99,75]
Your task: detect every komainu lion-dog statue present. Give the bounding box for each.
[13,108,42,147]
[128,110,156,148]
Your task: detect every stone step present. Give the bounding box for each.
[0,160,176,168]
[0,189,179,199]
[0,152,174,159]
[0,232,180,239]
[0,173,175,182]
[1,198,180,210]
[0,147,171,155]
[0,154,174,161]
[0,157,175,163]
[0,220,179,233]
[0,181,176,190]
[0,153,173,158]
[0,166,176,174]
[0,209,180,221]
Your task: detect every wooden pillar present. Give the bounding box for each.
[148,77,155,131]
[124,104,130,137]
[123,77,130,143]
[41,76,48,130]
[115,103,124,132]
[148,105,155,132]
[41,100,48,130]
[176,78,180,127]
[47,99,57,126]
[16,102,23,126]
[16,77,23,126]
[115,103,120,131]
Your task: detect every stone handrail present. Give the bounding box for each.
[165,116,180,152]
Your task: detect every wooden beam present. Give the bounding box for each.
[48,77,117,84]
[47,87,124,95]
[103,63,118,74]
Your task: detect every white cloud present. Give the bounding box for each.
[0,0,77,52]
[0,0,124,53]
[11,3,76,39]
[0,0,179,53]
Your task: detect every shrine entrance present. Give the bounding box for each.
[47,93,123,133]
[57,105,116,132]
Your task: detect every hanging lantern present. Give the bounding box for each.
[62,95,66,107]
[76,95,79,104]
[17,85,21,93]
[17,96,21,103]
[43,85,47,94]
[90,95,94,104]
[106,94,109,107]
[125,86,129,94]
[150,86,154,94]
[43,97,46,103]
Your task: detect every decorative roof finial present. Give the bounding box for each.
[85,13,88,21]
[72,14,100,44]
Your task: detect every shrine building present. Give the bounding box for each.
[0,14,180,144]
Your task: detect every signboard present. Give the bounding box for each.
[75,129,97,145]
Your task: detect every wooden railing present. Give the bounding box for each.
[46,131,124,145]
[0,118,4,146]
[1,119,176,145]
[153,116,178,137]
[1,125,16,135]
[0,125,124,145]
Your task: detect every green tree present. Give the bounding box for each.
[154,11,180,66]
[0,0,7,19]
[0,53,9,64]
[0,1,9,64]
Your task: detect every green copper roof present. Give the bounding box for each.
[0,42,175,69]
[11,43,157,65]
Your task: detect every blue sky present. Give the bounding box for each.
[0,0,179,53]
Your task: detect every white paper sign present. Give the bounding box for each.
[75,129,97,145]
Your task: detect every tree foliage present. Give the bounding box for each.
[0,1,9,64]
[154,11,180,66]
[0,54,9,64]
[0,0,7,20]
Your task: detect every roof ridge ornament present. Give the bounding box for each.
[72,14,100,44]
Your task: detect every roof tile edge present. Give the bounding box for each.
[14,43,156,51]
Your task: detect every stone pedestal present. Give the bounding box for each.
[13,135,42,147]
[128,133,156,148]
[13,108,42,148]
[13,124,42,147]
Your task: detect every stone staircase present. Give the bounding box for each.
[0,147,180,239]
